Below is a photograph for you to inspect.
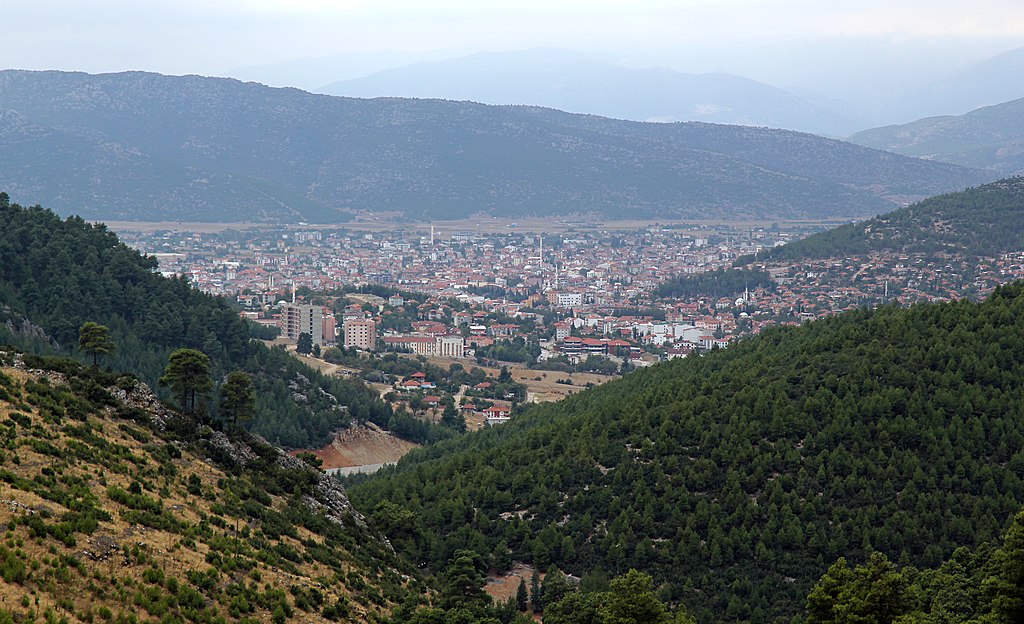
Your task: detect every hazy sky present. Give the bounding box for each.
[4,0,1023,84]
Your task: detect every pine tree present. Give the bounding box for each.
[159,348,213,415]
[600,569,672,624]
[78,321,115,367]
[517,578,529,612]
[531,570,543,612]
[219,371,256,431]
[439,550,488,612]
[806,553,911,624]
[441,397,466,432]
[297,332,313,354]
[542,567,572,609]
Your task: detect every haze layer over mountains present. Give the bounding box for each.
[233,44,1024,138]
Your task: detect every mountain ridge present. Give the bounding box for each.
[0,69,996,223]
[906,46,1024,119]
[849,97,1024,175]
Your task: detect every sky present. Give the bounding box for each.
[3,0,1023,92]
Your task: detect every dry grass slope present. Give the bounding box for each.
[0,351,418,624]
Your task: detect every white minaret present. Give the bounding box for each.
[430,225,435,246]
[538,235,544,288]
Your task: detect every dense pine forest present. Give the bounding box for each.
[741,176,1024,263]
[800,509,1024,624]
[350,282,1024,622]
[0,194,390,447]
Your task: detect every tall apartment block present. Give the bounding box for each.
[282,303,324,346]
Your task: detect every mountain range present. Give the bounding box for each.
[900,46,1024,121]
[316,46,1024,137]
[0,69,994,223]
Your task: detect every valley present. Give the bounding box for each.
[3,27,1024,622]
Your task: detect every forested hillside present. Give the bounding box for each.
[806,509,1024,624]
[742,176,1024,263]
[0,70,995,222]
[0,194,390,447]
[350,282,1024,622]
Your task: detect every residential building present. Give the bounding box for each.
[382,334,465,358]
[282,303,324,346]
[436,335,466,358]
[343,318,377,351]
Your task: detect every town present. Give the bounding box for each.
[114,221,1024,427]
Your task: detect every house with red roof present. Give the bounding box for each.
[484,405,512,426]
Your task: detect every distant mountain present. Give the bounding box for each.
[849,98,1024,175]
[906,46,1024,119]
[317,48,864,136]
[227,49,460,91]
[351,281,1024,621]
[746,177,1024,264]
[0,69,994,223]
